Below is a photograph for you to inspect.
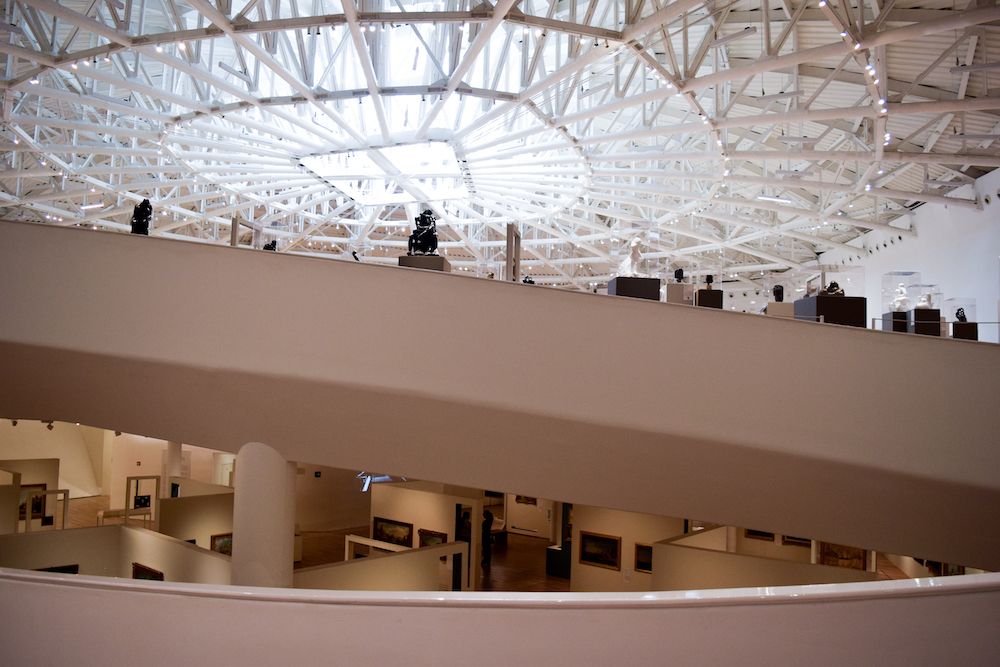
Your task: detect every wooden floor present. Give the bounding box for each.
[62,496,908,590]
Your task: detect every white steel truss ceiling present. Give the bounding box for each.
[2,0,999,290]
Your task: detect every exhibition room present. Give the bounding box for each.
[1,0,1000,662]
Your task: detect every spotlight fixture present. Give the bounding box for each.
[46,421,54,430]
[115,431,122,436]
[10,420,16,426]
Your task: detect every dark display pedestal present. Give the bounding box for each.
[793,295,867,328]
[398,255,451,272]
[952,321,979,341]
[908,308,941,336]
[695,288,723,309]
[608,276,661,301]
[882,311,908,333]
[545,541,571,579]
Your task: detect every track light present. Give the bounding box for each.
[46,421,54,431]
[10,420,16,426]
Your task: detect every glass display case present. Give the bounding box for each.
[944,297,976,322]
[907,284,943,310]
[881,271,921,312]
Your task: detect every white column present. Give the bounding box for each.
[231,442,296,588]
[162,441,182,496]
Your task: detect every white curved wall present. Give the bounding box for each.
[1,222,999,569]
[1,569,999,665]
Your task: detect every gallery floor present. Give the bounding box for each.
[57,496,907,590]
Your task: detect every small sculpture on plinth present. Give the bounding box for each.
[772,284,784,303]
[673,268,684,283]
[824,281,845,296]
[407,209,439,256]
[956,307,968,322]
[890,283,911,312]
[522,275,535,284]
[617,237,645,277]
[130,198,152,235]
[916,292,934,309]
[705,274,714,289]
[262,240,277,251]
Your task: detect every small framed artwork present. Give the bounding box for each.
[210,532,233,556]
[744,529,775,542]
[579,531,621,571]
[781,535,811,548]
[418,528,448,547]
[133,494,151,509]
[515,495,538,505]
[132,562,164,581]
[373,516,413,547]
[19,483,46,520]
[634,543,653,573]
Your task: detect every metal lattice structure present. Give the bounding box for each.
[2,0,999,291]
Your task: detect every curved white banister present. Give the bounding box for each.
[2,568,999,663]
[1,221,999,570]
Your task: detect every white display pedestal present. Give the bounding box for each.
[767,302,794,319]
[665,283,693,306]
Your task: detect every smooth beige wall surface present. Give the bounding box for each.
[108,434,216,509]
[293,544,455,591]
[295,464,370,532]
[158,492,234,549]
[0,421,99,497]
[571,505,684,592]
[0,525,120,576]
[652,542,876,591]
[0,484,20,534]
[118,526,230,584]
[506,493,553,538]
[2,222,999,569]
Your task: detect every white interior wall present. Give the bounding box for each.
[292,543,459,591]
[505,493,554,538]
[0,525,120,576]
[651,536,877,591]
[118,526,230,584]
[371,482,482,588]
[295,463,371,532]
[821,168,1000,341]
[109,434,215,509]
[571,505,684,592]
[0,421,99,498]
[158,492,234,549]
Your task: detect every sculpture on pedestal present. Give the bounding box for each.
[956,307,968,323]
[522,276,535,284]
[916,292,934,309]
[772,284,784,303]
[617,237,645,277]
[824,281,845,296]
[130,198,152,235]
[890,283,911,311]
[407,209,439,256]
[673,268,684,283]
[262,240,277,251]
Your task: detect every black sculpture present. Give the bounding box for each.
[407,209,438,256]
[825,281,845,296]
[673,268,684,283]
[263,240,277,251]
[956,307,967,323]
[522,276,535,284]
[772,284,784,303]
[352,251,361,262]
[705,274,714,288]
[130,198,152,235]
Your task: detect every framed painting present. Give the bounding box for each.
[634,543,653,573]
[210,532,233,556]
[132,562,164,581]
[418,528,448,548]
[19,483,46,520]
[818,542,867,570]
[514,495,537,505]
[373,516,413,547]
[781,535,811,548]
[579,531,621,571]
[744,529,774,542]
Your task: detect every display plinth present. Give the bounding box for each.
[793,295,866,328]
[882,311,908,333]
[665,283,693,306]
[608,276,661,301]
[952,321,979,341]
[908,308,941,336]
[398,255,451,272]
[767,302,794,319]
[695,288,723,309]
[545,541,571,579]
